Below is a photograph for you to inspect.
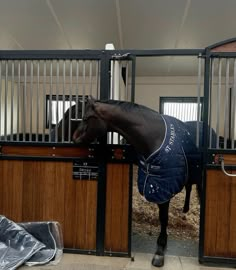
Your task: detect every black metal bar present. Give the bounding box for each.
[107,49,204,57]
[64,248,96,256]
[95,53,111,255]
[209,52,236,58]
[0,50,103,60]
[199,48,210,261]
[199,255,236,265]
[0,49,204,60]
[103,251,130,257]
[130,56,136,103]
[128,163,133,257]
[95,156,107,256]
[99,52,110,100]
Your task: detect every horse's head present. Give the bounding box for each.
[73,96,107,144]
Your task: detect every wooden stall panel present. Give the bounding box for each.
[204,169,236,257]
[105,163,130,253]
[0,160,24,221]
[0,159,97,251]
[229,173,236,257]
[1,145,91,158]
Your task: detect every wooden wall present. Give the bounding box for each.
[204,169,236,257]
[0,159,97,250]
[105,163,130,253]
[0,153,132,255]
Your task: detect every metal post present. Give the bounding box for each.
[62,60,66,143]
[43,61,46,142]
[196,55,202,147]
[224,59,230,149]
[17,61,20,141]
[56,60,59,143]
[0,61,2,140]
[68,60,72,142]
[30,61,33,141]
[75,60,79,119]
[231,59,236,149]
[36,61,40,142]
[49,61,53,142]
[82,60,86,117]
[216,58,222,148]
[4,61,8,141]
[10,61,14,141]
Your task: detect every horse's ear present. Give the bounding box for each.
[87,95,96,109]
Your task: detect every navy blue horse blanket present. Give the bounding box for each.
[138,115,203,204]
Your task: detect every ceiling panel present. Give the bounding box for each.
[0,0,69,49]
[119,0,187,49]
[0,0,235,76]
[50,0,120,49]
[178,0,236,48]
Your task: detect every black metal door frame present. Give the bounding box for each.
[199,38,236,265]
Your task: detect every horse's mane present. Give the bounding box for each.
[99,99,159,115]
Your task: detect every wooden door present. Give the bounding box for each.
[0,159,97,251]
[104,163,131,254]
[204,165,236,257]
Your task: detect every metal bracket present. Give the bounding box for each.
[111,53,131,60]
[217,155,236,177]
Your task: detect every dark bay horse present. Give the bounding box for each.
[72,97,203,267]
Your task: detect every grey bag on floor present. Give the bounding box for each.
[0,215,45,270]
[19,221,63,266]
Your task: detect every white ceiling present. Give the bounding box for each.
[0,0,236,76]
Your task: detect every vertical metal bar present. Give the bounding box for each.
[119,62,122,100]
[196,55,202,148]
[82,60,86,117]
[62,60,66,143]
[110,60,114,99]
[23,61,27,142]
[216,59,222,148]
[131,56,136,103]
[36,61,40,142]
[75,60,79,119]
[10,61,14,141]
[4,61,8,140]
[199,51,210,260]
[209,59,214,148]
[89,60,93,96]
[17,61,20,141]
[56,60,59,143]
[125,61,129,101]
[43,61,46,142]
[224,59,230,149]
[49,61,53,142]
[0,61,2,141]
[29,61,33,141]
[96,61,100,99]
[231,59,236,149]
[68,60,72,142]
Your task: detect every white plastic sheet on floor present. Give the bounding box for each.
[0,216,63,270]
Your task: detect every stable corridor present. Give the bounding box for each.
[19,253,235,270]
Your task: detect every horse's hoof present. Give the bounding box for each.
[152,254,164,267]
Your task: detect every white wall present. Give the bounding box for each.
[134,76,234,138]
[0,80,19,136]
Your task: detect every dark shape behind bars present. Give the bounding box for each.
[51,104,83,143]
[72,97,209,267]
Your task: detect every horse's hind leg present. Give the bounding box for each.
[152,200,170,267]
[183,182,192,213]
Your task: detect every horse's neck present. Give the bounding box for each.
[97,103,165,157]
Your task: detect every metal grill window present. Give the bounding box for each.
[46,95,79,128]
[160,97,203,122]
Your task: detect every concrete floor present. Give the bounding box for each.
[18,234,235,270]
[19,253,236,270]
